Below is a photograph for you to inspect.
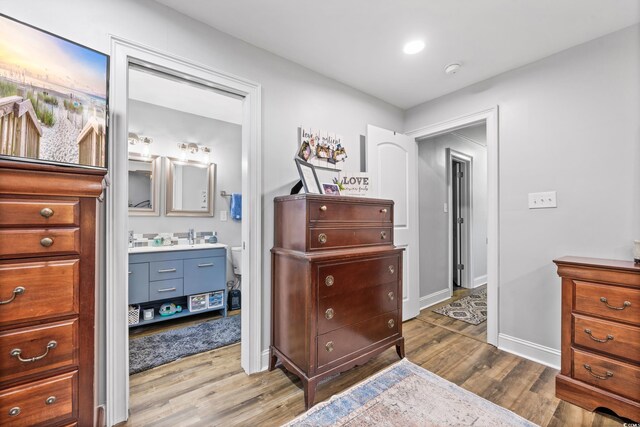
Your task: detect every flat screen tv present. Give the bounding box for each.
[0,14,109,169]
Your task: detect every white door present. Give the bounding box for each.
[367,125,419,320]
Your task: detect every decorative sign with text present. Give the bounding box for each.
[334,173,370,196]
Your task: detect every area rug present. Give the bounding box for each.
[433,289,487,325]
[129,315,241,374]
[285,358,536,427]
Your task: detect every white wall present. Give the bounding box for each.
[1,0,403,405]
[128,100,242,247]
[418,128,487,301]
[406,25,640,356]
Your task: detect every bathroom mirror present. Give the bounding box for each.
[165,157,216,216]
[128,154,161,216]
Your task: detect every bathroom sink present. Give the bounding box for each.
[128,243,227,254]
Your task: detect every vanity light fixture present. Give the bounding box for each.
[403,40,425,55]
[200,146,211,163]
[129,133,153,157]
[177,142,210,163]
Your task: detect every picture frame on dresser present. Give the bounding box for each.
[295,158,323,194]
[0,14,109,169]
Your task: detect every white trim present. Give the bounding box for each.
[419,288,452,310]
[498,333,561,369]
[407,106,499,347]
[261,349,270,370]
[106,36,262,426]
[473,275,488,288]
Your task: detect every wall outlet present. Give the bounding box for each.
[528,191,557,209]
[220,210,228,221]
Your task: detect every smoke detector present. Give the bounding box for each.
[444,63,461,75]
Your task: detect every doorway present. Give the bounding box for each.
[106,37,262,426]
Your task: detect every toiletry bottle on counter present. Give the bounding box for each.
[210,232,218,244]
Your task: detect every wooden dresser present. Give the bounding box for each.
[0,160,105,426]
[270,194,404,409]
[554,256,640,421]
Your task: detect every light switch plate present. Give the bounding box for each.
[528,191,557,209]
[220,210,228,221]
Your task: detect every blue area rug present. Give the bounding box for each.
[129,315,241,374]
[285,358,537,426]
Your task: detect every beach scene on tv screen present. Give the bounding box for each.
[0,16,108,167]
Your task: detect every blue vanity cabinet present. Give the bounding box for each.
[128,247,227,326]
[184,256,226,295]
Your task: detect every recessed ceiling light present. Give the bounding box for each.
[403,40,425,55]
[444,63,461,75]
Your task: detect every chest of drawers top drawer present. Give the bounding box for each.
[574,281,640,326]
[0,260,79,326]
[0,198,79,228]
[308,199,392,224]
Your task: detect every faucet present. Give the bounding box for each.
[128,230,134,248]
[188,228,196,245]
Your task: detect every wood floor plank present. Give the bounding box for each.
[123,292,627,427]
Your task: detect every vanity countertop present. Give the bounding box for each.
[128,243,228,254]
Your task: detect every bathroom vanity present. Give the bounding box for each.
[128,244,228,326]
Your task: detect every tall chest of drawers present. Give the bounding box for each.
[0,160,105,426]
[270,194,404,409]
[554,256,640,421]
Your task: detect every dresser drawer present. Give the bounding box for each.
[184,256,226,295]
[0,319,78,384]
[317,255,399,298]
[572,348,640,401]
[0,228,80,259]
[0,370,77,426]
[574,281,640,326]
[308,200,392,224]
[149,260,183,281]
[309,227,393,251]
[316,311,399,369]
[128,263,149,304]
[0,260,79,326]
[0,198,79,227]
[149,279,183,301]
[318,282,398,334]
[572,314,640,363]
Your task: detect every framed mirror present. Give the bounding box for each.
[165,157,216,217]
[128,154,161,216]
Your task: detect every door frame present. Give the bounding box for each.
[406,106,499,346]
[106,37,262,426]
[447,149,473,291]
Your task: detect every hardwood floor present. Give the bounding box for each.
[123,296,627,427]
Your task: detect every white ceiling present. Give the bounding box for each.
[155,0,639,109]
[128,67,243,125]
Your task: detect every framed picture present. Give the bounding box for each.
[295,158,323,194]
[322,183,340,195]
[0,14,109,168]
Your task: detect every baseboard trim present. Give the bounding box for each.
[473,275,487,288]
[419,288,451,310]
[498,333,560,369]
[260,348,270,371]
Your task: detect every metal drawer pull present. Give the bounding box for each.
[45,396,57,405]
[39,207,54,218]
[9,407,20,417]
[584,329,614,343]
[128,271,132,275]
[388,265,395,274]
[0,286,25,305]
[380,208,388,213]
[40,237,54,247]
[158,268,177,273]
[320,205,327,211]
[599,297,631,310]
[325,308,334,319]
[325,341,334,352]
[157,287,177,293]
[583,364,613,380]
[11,340,57,363]
[198,263,214,267]
[388,291,394,301]
[388,319,395,328]
[318,233,327,244]
[325,275,334,287]
[380,231,387,239]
